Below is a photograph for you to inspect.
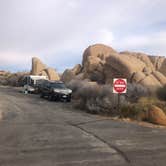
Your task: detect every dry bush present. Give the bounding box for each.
[67,79,126,115]
[0,76,8,85]
[121,103,148,121]
[138,97,166,113]
[0,72,29,87]
[7,74,20,86]
[121,96,166,122]
[125,83,149,102]
[68,80,152,118]
[157,85,166,101]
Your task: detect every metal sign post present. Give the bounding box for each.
[117,93,120,115]
[113,78,127,116]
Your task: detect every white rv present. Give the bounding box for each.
[23,75,48,93]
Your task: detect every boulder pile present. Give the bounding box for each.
[0,71,29,86]
[62,44,166,92]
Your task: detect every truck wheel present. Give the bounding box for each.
[67,97,71,102]
[48,95,53,101]
[24,90,28,94]
[40,93,44,98]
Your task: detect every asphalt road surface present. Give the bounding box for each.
[0,86,166,166]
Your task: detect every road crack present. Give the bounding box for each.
[68,122,132,165]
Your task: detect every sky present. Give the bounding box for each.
[0,0,166,72]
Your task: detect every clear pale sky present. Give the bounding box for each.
[0,0,166,72]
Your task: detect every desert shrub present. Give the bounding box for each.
[7,74,20,86]
[0,72,29,87]
[68,79,163,120]
[125,83,149,102]
[157,85,166,101]
[67,79,126,115]
[121,103,148,121]
[0,76,8,85]
[121,97,166,120]
[138,96,159,104]
[138,97,166,113]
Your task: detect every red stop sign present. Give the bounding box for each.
[113,78,127,94]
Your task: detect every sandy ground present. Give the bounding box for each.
[0,86,166,166]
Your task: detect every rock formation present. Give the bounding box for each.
[62,44,166,92]
[0,70,9,76]
[0,71,29,86]
[44,68,60,81]
[31,57,47,75]
[148,105,166,126]
[61,64,82,83]
[31,57,60,81]
[149,56,166,76]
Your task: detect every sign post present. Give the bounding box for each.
[113,78,127,116]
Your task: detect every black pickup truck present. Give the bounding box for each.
[40,81,72,102]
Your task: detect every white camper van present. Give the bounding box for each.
[23,75,48,93]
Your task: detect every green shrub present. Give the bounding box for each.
[121,97,166,121]
[121,103,148,121]
[125,83,149,102]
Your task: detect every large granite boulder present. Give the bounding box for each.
[31,57,46,75]
[149,56,166,76]
[121,51,155,71]
[82,44,117,83]
[61,64,82,83]
[148,105,166,126]
[62,43,166,92]
[31,57,60,81]
[159,59,166,76]
[44,68,60,81]
[82,44,166,92]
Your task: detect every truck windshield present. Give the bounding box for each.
[50,83,66,89]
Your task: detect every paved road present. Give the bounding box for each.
[0,86,166,166]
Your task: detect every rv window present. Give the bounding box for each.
[30,79,34,86]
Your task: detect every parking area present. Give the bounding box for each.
[0,86,166,166]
